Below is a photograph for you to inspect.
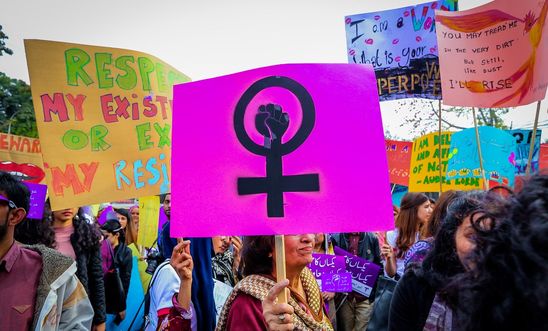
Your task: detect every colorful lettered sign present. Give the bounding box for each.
[436,0,548,107]
[25,40,190,210]
[506,129,542,175]
[137,195,160,248]
[23,182,47,219]
[171,64,393,237]
[541,143,548,169]
[385,140,413,186]
[446,126,517,187]
[334,247,381,298]
[0,133,45,183]
[408,131,483,192]
[345,0,458,101]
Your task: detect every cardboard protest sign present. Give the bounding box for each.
[0,133,45,183]
[321,272,353,293]
[435,0,548,107]
[334,247,381,298]
[171,64,393,237]
[541,143,548,169]
[408,131,483,192]
[308,253,347,291]
[447,126,517,187]
[345,0,458,101]
[137,195,160,248]
[385,140,413,186]
[25,40,190,210]
[23,182,47,219]
[506,129,542,175]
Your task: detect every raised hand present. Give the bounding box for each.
[171,240,193,281]
[255,103,290,141]
[262,279,295,331]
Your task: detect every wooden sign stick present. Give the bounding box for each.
[438,100,443,194]
[525,100,542,176]
[275,234,288,304]
[472,107,489,190]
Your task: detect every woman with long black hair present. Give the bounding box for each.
[388,191,509,330]
[101,218,133,323]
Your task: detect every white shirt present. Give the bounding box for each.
[146,261,197,331]
[385,230,420,278]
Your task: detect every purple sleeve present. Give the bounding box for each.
[226,293,268,331]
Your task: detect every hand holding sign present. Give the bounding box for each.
[262,279,295,331]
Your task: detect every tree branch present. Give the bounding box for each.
[429,101,467,130]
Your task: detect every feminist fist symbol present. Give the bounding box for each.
[256,104,290,142]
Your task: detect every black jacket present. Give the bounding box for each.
[113,242,133,300]
[71,222,106,325]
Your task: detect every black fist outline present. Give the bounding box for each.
[255,103,290,141]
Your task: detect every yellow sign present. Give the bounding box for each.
[0,133,45,183]
[137,195,160,248]
[408,131,482,192]
[25,40,190,210]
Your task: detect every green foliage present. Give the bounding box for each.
[0,72,38,138]
[0,25,14,56]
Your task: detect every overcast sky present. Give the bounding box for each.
[0,0,545,140]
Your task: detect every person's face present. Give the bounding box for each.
[314,233,325,248]
[52,208,78,223]
[130,207,139,223]
[163,194,171,219]
[212,236,231,254]
[284,234,315,270]
[103,231,119,247]
[455,213,483,269]
[417,200,433,224]
[0,191,26,243]
[116,213,128,229]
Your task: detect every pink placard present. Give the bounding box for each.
[171,64,393,237]
[435,0,548,107]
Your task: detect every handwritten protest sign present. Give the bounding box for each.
[385,140,412,186]
[171,64,393,237]
[334,247,381,297]
[447,126,517,187]
[25,40,190,210]
[345,0,458,101]
[0,133,45,183]
[506,129,542,175]
[23,182,47,219]
[321,272,353,293]
[308,254,347,291]
[137,195,160,248]
[435,0,548,107]
[408,131,483,192]
[541,143,548,169]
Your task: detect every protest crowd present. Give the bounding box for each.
[1,170,547,331]
[1,0,548,330]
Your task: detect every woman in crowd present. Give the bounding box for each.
[216,235,333,330]
[448,174,547,331]
[101,219,133,322]
[114,208,130,229]
[404,190,458,271]
[130,205,139,228]
[382,193,433,279]
[147,240,195,331]
[388,191,507,330]
[211,235,242,287]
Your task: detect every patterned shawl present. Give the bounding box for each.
[216,267,333,330]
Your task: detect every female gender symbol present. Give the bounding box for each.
[234,76,320,218]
